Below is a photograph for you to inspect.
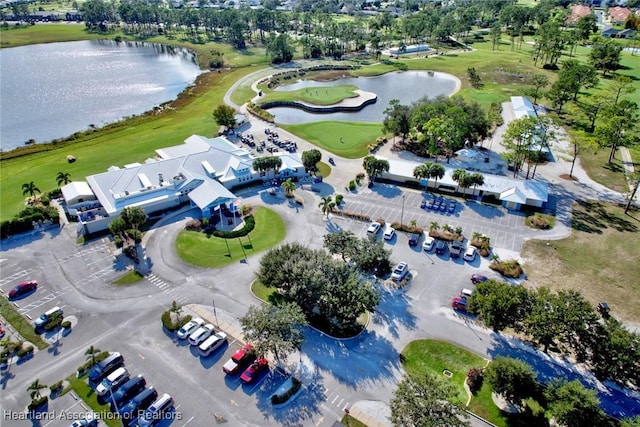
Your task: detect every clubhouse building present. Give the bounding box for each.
[61,135,306,234]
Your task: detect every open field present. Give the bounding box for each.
[522,201,640,323]
[281,121,382,158]
[260,84,360,106]
[175,207,285,268]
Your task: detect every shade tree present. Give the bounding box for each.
[301,149,322,174]
[544,379,605,427]
[212,104,237,129]
[484,357,537,407]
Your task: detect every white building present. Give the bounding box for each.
[62,135,306,234]
[378,156,549,211]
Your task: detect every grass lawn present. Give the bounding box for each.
[0,297,48,350]
[260,84,360,106]
[175,207,285,268]
[65,374,119,427]
[316,161,331,178]
[575,149,630,194]
[401,339,487,405]
[522,200,640,323]
[0,23,105,47]
[281,121,382,158]
[250,279,276,302]
[113,270,144,286]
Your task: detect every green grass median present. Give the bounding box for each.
[0,297,49,350]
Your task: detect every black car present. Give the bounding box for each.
[408,234,420,247]
[435,240,447,255]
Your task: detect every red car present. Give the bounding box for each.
[222,343,255,375]
[240,357,269,384]
[470,274,488,284]
[451,296,468,312]
[0,323,5,339]
[8,280,38,299]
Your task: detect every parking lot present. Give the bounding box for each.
[334,183,534,253]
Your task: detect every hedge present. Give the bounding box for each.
[77,351,110,374]
[17,345,34,358]
[211,215,255,238]
[0,205,59,239]
[161,311,192,332]
[271,377,301,405]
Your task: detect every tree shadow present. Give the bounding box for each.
[572,200,638,233]
[463,201,505,219]
[370,286,418,339]
[369,184,403,198]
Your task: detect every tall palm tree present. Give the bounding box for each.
[56,171,71,187]
[318,195,334,217]
[429,221,439,232]
[429,163,445,189]
[413,163,431,191]
[21,181,41,198]
[27,379,47,400]
[85,346,101,366]
[281,178,296,197]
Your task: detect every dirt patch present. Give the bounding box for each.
[559,173,579,181]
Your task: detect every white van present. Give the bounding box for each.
[34,306,63,328]
[198,332,228,357]
[96,367,129,396]
[460,288,473,298]
[137,393,174,427]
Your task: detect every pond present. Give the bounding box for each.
[266,70,459,124]
[0,40,203,151]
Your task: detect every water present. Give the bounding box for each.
[267,70,458,124]
[0,40,203,151]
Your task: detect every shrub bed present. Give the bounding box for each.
[390,222,424,235]
[470,236,491,257]
[17,345,34,358]
[489,259,524,278]
[525,213,554,230]
[77,351,110,375]
[466,367,484,394]
[161,311,192,332]
[211,215,255,238]
[27,396,48,411]
[50,380,63,394]
[330,210,370,222]
[429,230,464,242]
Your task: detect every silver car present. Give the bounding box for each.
[188,323,215,346]
[177,317,205,340]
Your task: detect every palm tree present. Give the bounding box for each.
[472,232,482,241]
[28,379,47,400]
[170,300,182,323]
[451,169,467,194]
[281,178,296,197]
[413,163,431,191]
[429,163,445,189]
[21,181,41,198]
[470,172,485,197]
[429,221,439,232]
[56,172,71,187]
[442,223,453,233]
[85,346,101,366]
[318,195,334,217]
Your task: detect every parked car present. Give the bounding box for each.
[188,323,215,346]
[69,414,98,427]
[198,332,228,357]
[451,296,468,312]
[8,280,38,299]
[450,241,464,258]
[110,375,146,411]
[223,343,256,375]
[435,240,447,255]
[136,393,174,427]
[463,246,477,262]
[119,388,157,426]
[34,306,63,330]
[470,274,488,284]
[0,323,4,339]
[367,222,381,235]
[422,236,435,252]
[88,352,124,387]
[176,317,205,340]
[391,262,409,281]
[448,200,457,213]
[240,357,269,384]
[460,288,473,298]
[96,367,129,396]
[383,227,395,240]
[408,233,420,247]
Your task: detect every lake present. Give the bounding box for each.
[267,70,459,124]
[0,40,203,151]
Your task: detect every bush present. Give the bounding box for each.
[356,172,365,180]
[348,180,356,191]
[62,320,71,329]
[330,210,370,222]
[114,235,123,248]
[271,377,302,404]
[185,219,203,231]
[161,310,179,331]
[43,316,62,331]
[467,367,484,393]
[335,194,344,205]
[375,218,385,226]
[17,345,34,358]
[526,214,551,229]
[77,351,110,375]
[127,229,142,243]
[212,214,255,238]
[0,355,7,365]
[390,221,424,234]
[489,259,524,278]
[50,381,63,393]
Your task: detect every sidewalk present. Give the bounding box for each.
[183,304,245,344]
[348,400,391,427]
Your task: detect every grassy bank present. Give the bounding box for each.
[522,200,640,323]
[175,207,285,268]
[0,297,49,350]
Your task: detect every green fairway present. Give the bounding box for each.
[0,23,104,47]
[401,339,487,405]
[261,84,360,106]
[175,207,285,268]
[281,121,382,158]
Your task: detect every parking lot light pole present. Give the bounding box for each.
[400,195,405,228]
[212,299,219,327]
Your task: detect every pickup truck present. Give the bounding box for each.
[450,241,464,258]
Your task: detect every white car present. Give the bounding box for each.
[176,317,205,340]
[367,222,381,235]
[188,323,216,346]
[391,262,409,281]
[422,236,435,252]
[463,246,477,262]
[383,227,395,240]
[198,332,228,357]
[96,367,129,396]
